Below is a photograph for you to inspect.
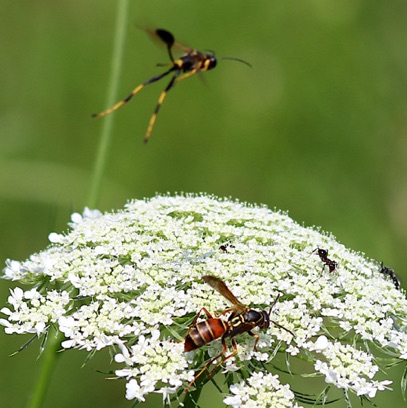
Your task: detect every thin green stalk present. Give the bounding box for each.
[25,3,130,407]
[25,327,64,408]
[87,0,130,208]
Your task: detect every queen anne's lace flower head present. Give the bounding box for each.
[1,194,406,406]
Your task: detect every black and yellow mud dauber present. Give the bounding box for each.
[92,28,251,143]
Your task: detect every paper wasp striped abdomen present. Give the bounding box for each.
[184,309,228,352]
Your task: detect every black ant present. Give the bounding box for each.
[379,263,400,290]
[313,248,338,273]
[219,243,235,253]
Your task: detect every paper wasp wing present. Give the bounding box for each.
[202,275,246,311]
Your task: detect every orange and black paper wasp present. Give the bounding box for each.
[184,275,293,392]
[92,28,251,143]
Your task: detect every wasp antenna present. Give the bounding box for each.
[203,49,216,56]
[268,293,281,317]
[220,56,252,68]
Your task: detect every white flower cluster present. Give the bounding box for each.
[0,287,70,335]
[114,329,193,402]
[309,335,392,398]
[58,298,139,351]
[1,194,406,405]
[224,372,302,408]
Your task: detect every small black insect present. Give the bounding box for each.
[219,243,235,253]
[313,248,338,273]
[379,263,400,290]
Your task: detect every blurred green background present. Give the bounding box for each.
[1,0,406,407]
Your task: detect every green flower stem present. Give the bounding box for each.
[87,0,130,208]
[25,2,129,407]
[26,327,64,408]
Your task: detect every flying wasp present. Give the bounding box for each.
[184,275,293,391]
[92,28,251,143]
